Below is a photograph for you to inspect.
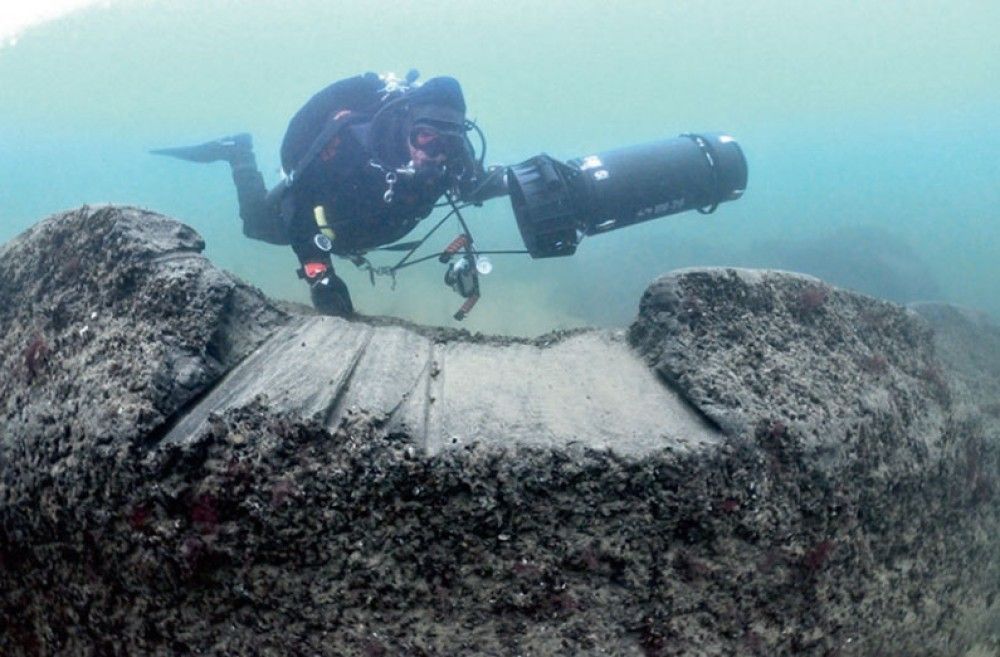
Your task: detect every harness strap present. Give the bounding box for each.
[264,110,367,216]
[287,111,362,185]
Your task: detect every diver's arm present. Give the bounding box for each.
[457,164,508,205]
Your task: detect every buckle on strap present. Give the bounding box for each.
[298,262,329,280]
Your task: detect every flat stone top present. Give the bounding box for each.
[164,317,722,456]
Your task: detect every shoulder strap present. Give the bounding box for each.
[263,111,366,214]
[280,72,385,178]
[285,112,361,185]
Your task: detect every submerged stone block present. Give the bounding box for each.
[1,206,997,656]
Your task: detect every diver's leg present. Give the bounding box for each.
[291,241,354,317]
[229,148,283,242]
[151,133,285,243]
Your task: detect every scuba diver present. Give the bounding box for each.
[152,71,490,317]
[154,71,748,321]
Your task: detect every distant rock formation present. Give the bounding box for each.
[1,206,997,656]
[556,225,944,327]
[751,225,944,305]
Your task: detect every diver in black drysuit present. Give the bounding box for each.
[153,72,479,317]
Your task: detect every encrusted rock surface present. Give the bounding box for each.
[1,206,997,656]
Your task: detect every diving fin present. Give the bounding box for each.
[149,133,253,164]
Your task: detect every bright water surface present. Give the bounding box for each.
[2,0,998,336]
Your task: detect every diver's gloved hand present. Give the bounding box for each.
[302,262,354,317]
[150,133,254,165]
[459,164,508,204]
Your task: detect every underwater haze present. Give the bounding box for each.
[2,0,998,336]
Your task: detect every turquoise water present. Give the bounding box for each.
[2,0,998,335]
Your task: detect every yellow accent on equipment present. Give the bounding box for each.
[313,205,336,240]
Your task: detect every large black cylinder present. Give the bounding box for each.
[506,132,747,258]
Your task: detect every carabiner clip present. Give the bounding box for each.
[384,171,397,204]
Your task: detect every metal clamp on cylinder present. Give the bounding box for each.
[680,133,722,214]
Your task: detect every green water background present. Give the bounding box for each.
[2,0,997,336]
